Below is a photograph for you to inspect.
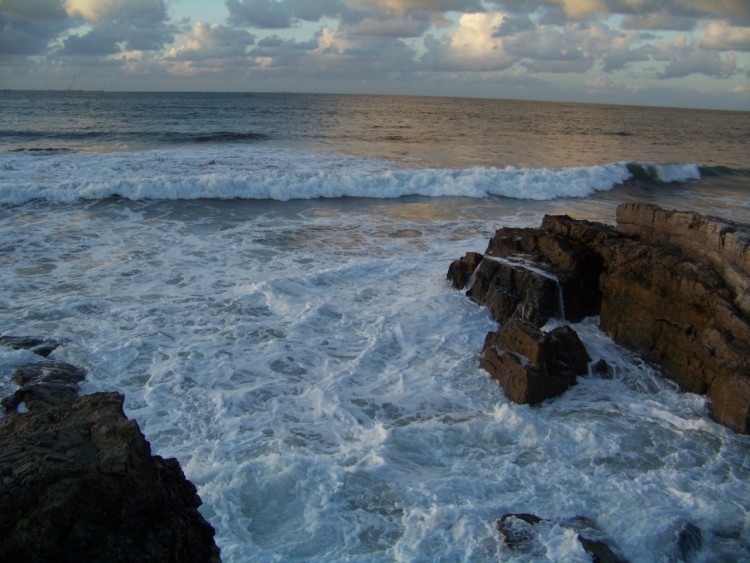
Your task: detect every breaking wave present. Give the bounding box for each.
[0,145,703,205]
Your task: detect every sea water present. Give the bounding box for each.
[1,92,749,561]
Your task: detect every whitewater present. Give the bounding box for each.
[1,92,749,561]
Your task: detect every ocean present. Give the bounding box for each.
[1,91,749,561]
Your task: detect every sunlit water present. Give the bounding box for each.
[1,92,749,561]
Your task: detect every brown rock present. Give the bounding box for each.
[616,203,750,317]
[447,251,483,289]
[448,203,750,433]
[480,318,590,405]
[468,258,562,327]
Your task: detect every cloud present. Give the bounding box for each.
[493,13,535,36]
[0,12,69,55]
[660,48,737,78]
[0,0,68,20]
[166,22,256,62]
[621,12,696,31]
[226,0,295,29]
[65,0,168,24]
[488,0,750,23]
[57,0,176,56]
[422,12,517,71]
[350,0,483,14]
[226,0,349,29]
[342,12,432,37]
[602,44,649,71]
[700,20,750,51]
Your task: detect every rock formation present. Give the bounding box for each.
[448,203,750,433]
[480,318,589,405]
[497,513,627,562]
[0,336,221,563]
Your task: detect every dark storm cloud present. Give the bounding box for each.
[0,13,68,55]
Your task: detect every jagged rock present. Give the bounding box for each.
[498,513,627,562]
[11,361,86,387]
[616,203,750,317]
[2,361,87,414]
[0,335,62,358]
[447,251,483,289]
[480,318,590,404]
[467,257,562,327]
[448,203,750,433]
[0,392,221,563]
[486,220,611,322]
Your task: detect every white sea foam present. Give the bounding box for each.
[0,146,700,205]
[1,191,747,562]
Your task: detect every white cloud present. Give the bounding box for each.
[423,12,517,71]
[65,0,167,24]
[166,22,255,61]
[661,47,737,78]
[700,20,750,51]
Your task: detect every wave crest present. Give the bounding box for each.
[0,147,703,205]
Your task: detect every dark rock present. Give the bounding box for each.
[467,257,562,327]
[2,361,87,414]
[591,359,612,378]
[498,513,627,562]
[447,251,483,289]
[670,520,703,562]
[480,319,590,404]
[2,384,80,413]
[11,361,86,387]
[497,513,545,554]
[448,203,750,433]
[486,219,613,323]
[0,335,62,358]
[0,392,221,563]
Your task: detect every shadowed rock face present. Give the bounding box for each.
[0,336,221,563]
[0,392,221,563]
[448,203,750,433]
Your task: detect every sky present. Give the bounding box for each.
[1,0,749,110]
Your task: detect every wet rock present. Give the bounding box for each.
[592,358,612,377]
[11,361,86,387]
[0,335,62,358]
[2,361,86,414]
[448,203,750,433]
[497,513,544,554]
[467,257,562,327]
[0,392,221,563]
[446,251,483,289]
[498,513,627,562]
[486,220,612,323]
[480,318,590,405]
[670,520,703,562]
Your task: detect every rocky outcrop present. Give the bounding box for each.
[616,203,750,317]
[0,336,221,562]
[481,319,590,405]
[2,361,86,413]
[498,513,703,563]
[448,203,750,433]
[497,513,627,562]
